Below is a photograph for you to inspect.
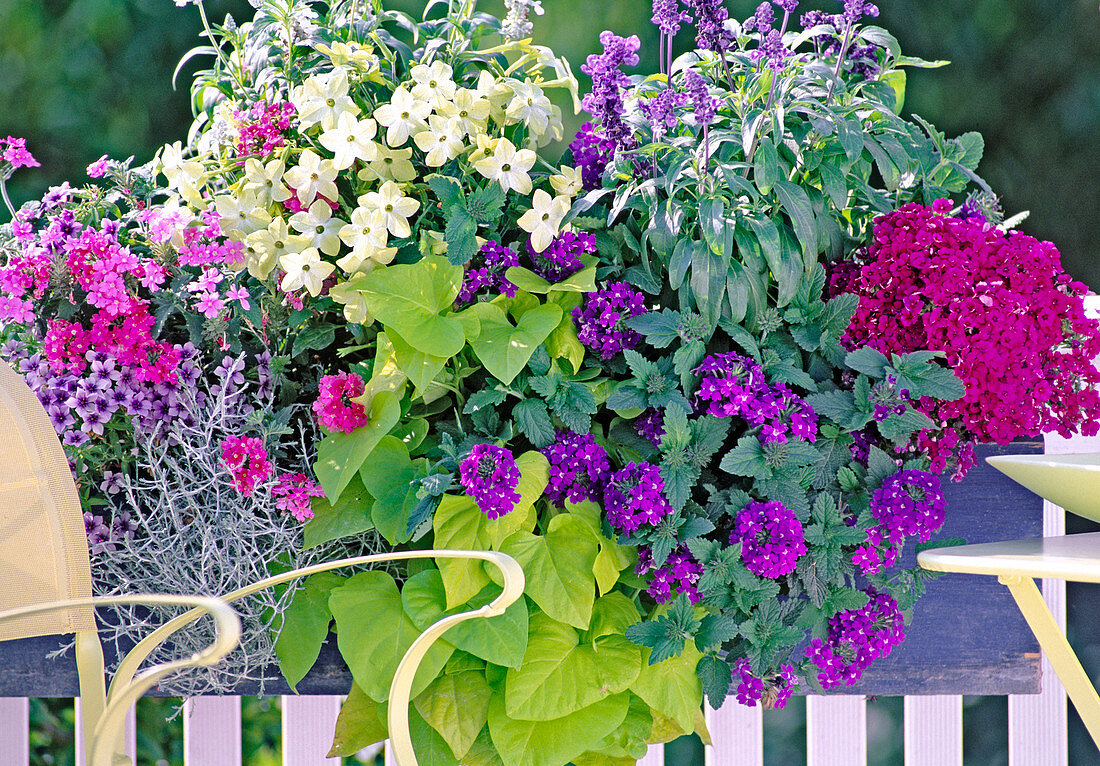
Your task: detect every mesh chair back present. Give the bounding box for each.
[0,360,95,639]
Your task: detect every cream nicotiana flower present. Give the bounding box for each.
[328,280,371,324]
[505,79,555,136]
[290,200,346,256]
[437,88,491,139]
[373,86,432,148]
[338,207,394,274]
[157,141,206,207]
[474,70,513,124]
[283,149,339,205]
[360,181,421,239]
[214,190,272,240]
[291,69,360,131]
[358,145,417,183]
[412,115,466,167]
[517,189,570,253]
[473,137,536,195]
[410,62,458,109]
[280,247,335,297]
[242,158,292,206]
[318,112,379,170]
[315,40,379,73]
[245,217,311,280]
[549,165,584,198]
[468,133,500,164]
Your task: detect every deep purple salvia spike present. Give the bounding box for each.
[581,31,642,152]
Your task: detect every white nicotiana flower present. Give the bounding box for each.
[437,88,491,139]
[501,0,544,40]
[550,165,584,198]
[409,62,457,109]
[157,141,207,205]
[373,86,432,148]
[290,199,346,256]
[291,69,360,131]
[318,112,379,170]
[360,181,421,239]
[245,217,311,280]
[315,40,379,72]
[339,207,389,254]
[475,71,513,125]
[412,115,466,167]
[214,190,272,240]
[517,189,570,253]
[283,149,339,205]
[243,158,293,206]
[473,137,536,195]
[280,247,335,297]
[358,145,417,183]
[329,280,371,324]
[505,79,555,136]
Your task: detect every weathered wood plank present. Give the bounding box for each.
[0,698,28,766]
[281,696,342,766]
[904,696,961,766]
[183,696,241,766]
[807,695,865,765]
[705,702,762,766]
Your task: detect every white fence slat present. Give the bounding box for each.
[705,702,762,766]
[637,744,664,766]
[74,699,136,766]
[0,698,29,766]
[807,695,865,766]
[903,695,962,765]
[384,739,396,766]
[281,695,342,765]
[184,696,241,766]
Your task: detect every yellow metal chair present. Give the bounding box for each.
[0,359,525,766]
[918,453,1100,750]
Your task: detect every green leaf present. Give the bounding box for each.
[444,209,479,265]
[512,398,555,448]
[467,183,507,224]
[387,329,450,395]
[358,256,466,356]
[414,670,492,760]
[274,572,343,692]
[499,513,599,629]
[428,174,466,209]
[805,389,870,431]
[504,256,599,295]
[719,435,770,480]
[742,217,799,307]
[402,570,529,670]
[465,388,507,414]
[304,474,374,549]
[631,641,703,732]
[696,654,732,709]
[292,324,337,358]
[845,346,890,378]
[329,571,453,702]
[569,500,635,595]
[877,408,936,441]
[889,354,965,401]
[327,683,387,757]
[504,611,642,720]
[690,241,728,330]
[359,436,421,545]
[466,302,564,385]
[314,390,402,501]
[773,179,818,261]
[753,139,780,195]
[487,692,630,766]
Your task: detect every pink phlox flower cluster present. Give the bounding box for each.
[695,352,818,443]
[220,434,273,495]
[65,227,143,317]
[1,136,40,171]
[543,430,612,506]
[313,372,371,434]
[734,658,799,709]
[140,205,192,245]
[86,155,111,179]
[459,443,522,520]
[179,213,245,268]
[188,267,228,318]
[853,468,946,575]
[233,101,296,158]
[605,461,674,533]
[635,544,702,604]
[271,473,325,522]
[43,304,180,384]
[730,499,807,578]
[844,201,1100,454]
[284,192,339,215]
[804,588,904,688]
[572,281,647,359]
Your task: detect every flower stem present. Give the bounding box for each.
[826,21,855,103]
[0,178,15,220]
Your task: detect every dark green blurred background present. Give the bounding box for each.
[6,1,1100,763]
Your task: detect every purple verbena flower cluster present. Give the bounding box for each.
[695,352,818,443]
[853,469,946,575]
[529,231,595,283]
[459,443,522,520]
[734,657,799,709]
[580,31,641,150]
[636,544,702,604]
[634,408,666,447]
[569,123,616,191]
[869,376,910,422]
[543,430,611,506]
[730,500,806,578]
[456,240,519,308]
[804,588,904,688]
[605,461,675,533]
[572,281,647,359]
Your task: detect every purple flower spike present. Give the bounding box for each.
[689,0,734,53]
[652,0,691,36]
[460,444,522,520]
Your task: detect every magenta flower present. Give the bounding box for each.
[272,473,326,522]
[313,372,371,434]
[730,500,806,578]
[459,444,522,520]
[221,435,273,495]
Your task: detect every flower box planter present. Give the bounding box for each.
[0,441,1043,699]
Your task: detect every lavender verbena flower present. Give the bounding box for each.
[804,588,904,688]
[731,500,806,578]
[683,70,717,127]
[459,444,522,520]
[569,123,617,191]
[572,281,647,360]
[529,231,595,283]
[605,461,674,534]
[111,511,138,544]
[689,0,734,53]
[842,0,879,23]
[634,408,666,447]
[543,431,612,506]
[752,29,792,71]
[695,353,818,443]
[456,241,519,307]
[580,31,641,150]
[652,0,691,36]
[502,0,544,40]
[958,199,988,223]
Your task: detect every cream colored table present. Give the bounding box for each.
[918,453,1100,750]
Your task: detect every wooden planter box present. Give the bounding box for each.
[0,441,1043,698]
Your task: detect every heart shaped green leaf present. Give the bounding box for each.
[358,255,467,356]
[413,669,492,760]
[465,302,563,384]
[487,691,630,766]
[315,389,402,501]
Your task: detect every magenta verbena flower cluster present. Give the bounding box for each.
[853,469,946,575]
[543,430,611,506]
[572,281,646,359]
[734,657,798,708]
[804,588,905,689]
[731,499,807,579]
[313,372,371,434]
[459,443,522,520]
[636,544,703,605]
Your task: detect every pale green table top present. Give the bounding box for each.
[918,532,1100,583]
